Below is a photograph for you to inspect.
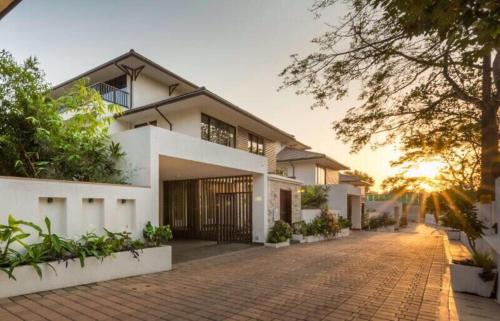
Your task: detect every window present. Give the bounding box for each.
[201,114,235,147]
[105,74,127,90]
[316,166,326,185]
[134,120,157,128]
[248,134,264,155]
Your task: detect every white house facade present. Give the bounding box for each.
[276,148,370,229]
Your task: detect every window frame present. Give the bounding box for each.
[248,133,265,155]
[200,113,236,148]
[315,165,326,185]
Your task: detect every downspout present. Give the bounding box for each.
[155,107,172,130]
[289,161,295,179]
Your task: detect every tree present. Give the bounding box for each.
[343,169,374,191]
[280,0,500,200]
[0,50,127,183]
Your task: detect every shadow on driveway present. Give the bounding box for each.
[170,239,257,265]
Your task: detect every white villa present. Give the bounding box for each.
[276,149,370,229]
[1,50,366,243]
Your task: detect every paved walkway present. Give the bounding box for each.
[0,229,448,321]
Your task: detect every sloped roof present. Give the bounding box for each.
[276,148,349,170]
[340,174,372,186]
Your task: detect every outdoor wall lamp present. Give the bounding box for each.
[47,197,53,204]
[88,198,94,203]
[121,199,127,204]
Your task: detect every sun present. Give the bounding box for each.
[403,160,445,192]
[405,161,444,179]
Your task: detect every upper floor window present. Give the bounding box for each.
[248,134,264,155]
[316,166,326,185]
[105,74,127,90]
[201,114,235,148]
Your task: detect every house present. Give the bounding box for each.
[365,192,422,224]
[49,50,308,243]
[276,148,370,229]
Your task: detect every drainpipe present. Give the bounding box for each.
[155,107,172,130]
[289,161,295,178]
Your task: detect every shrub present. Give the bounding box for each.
[367,213,395,230]
[399,216,408,227]
[143,221,173,247]
[301,185,329,209]
[320,209,339,236]
[337,216,351,229]
[267,220,292,243]
[292,221,307,235]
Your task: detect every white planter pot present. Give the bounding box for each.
[450,264,496,297]
[304,235,325,243]
[0,246,172,299]
[341,228,350,237]
[292,234,305,243]
[446,230,461,241]
[264,239,290,248]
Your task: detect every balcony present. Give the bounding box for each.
[90,82,129,108]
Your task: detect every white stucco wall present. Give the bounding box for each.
[0,176,154,242]
[132,74,174,107]
[496,177,500,227]
[366,200,403,220]
[112,126,269,242]
[278,161,316,185]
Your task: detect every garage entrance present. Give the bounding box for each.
[163,175,253,243]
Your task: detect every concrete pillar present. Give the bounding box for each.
[351,196,362,229]
[252,173,268,243]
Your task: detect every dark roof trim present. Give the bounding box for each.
[52,49,199,91]
[277,154,350,171]
[0,0,21,20]
[117,88,298,140]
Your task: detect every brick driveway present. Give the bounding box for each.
[0,229,447,321]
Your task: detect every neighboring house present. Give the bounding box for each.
[366,192,422,223]
[276,148,369,229]
[51,50,308,243]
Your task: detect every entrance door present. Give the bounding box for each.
[280,189,292,224]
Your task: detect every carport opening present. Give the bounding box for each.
[163,176,253,243]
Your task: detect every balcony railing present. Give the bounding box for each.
[90,82,129,108]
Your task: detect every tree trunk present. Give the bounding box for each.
[479,54,499,201]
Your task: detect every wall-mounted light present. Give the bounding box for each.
[47,197,53,204]
[88,198,94,203]
[121,199,127,204]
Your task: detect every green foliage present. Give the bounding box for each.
[457,252,497,282]
[142,221,173,247]
[343,170,374,191]
[292,221,308,235]
[267,220,293,243]
[301,185,329,209]
[302,211,340,237]
[431,188,485,252]
[337,216,351,229]
[280,0,500,197]
[0,50,127,184]
[0,216,165,280]
[366,214,396,230]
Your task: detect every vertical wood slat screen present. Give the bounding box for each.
[164,176,252,243]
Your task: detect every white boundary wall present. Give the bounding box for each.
[0,176,154,241]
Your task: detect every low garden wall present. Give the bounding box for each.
[0,176,155,241]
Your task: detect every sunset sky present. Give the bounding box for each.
[1,0,401,190]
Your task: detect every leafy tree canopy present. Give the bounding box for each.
[280,0,500,198]
[0,50,127,183]
[343,169,374,191]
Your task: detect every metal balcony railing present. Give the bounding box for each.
[90,82,129,108]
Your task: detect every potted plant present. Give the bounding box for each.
[439,211,462,240]
[337,217,351,237]
[291,221,307,243]
[446,204,498,297]
[264,220,292,248]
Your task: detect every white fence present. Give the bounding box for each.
[0,176,155,241]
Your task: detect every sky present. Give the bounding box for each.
[0,0,401,191]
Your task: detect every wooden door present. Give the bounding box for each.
[280,189,292,224]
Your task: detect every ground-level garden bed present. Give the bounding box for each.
[1,216,173,298]
[0,246,171,298]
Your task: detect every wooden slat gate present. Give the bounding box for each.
[164,176,252,243]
